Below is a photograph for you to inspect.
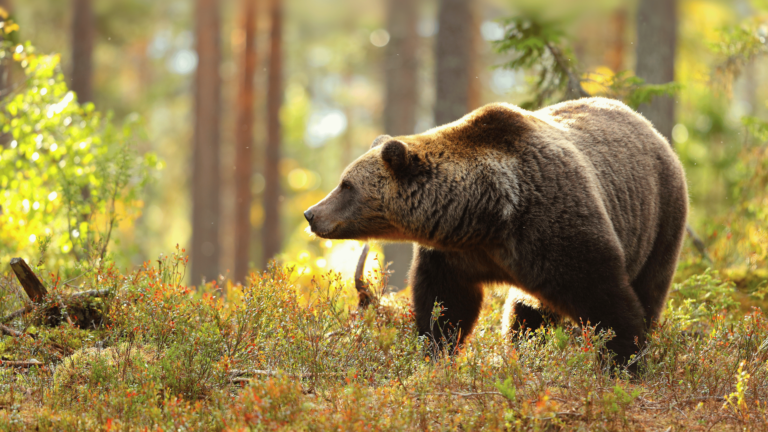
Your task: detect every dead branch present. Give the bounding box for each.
[354,243,373,309]
[686,225,713,263]
[228,369,345,380]
[545,42,589,101]
[0,305,34,324]
[71,289,111,299]
[414,390,504,398]
[0,359,43,368]
[9,258,48,302]
[0,323,24,338]
[684,396,726,403]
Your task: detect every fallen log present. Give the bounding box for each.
[10,258,48,303]
[1,289,112,324]
[5,258,111,328]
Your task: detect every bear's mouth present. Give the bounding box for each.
[305,224,338,238]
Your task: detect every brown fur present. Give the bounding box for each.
[304,97,688,367]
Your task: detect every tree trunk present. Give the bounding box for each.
[191,0,222,285]
[71,0,94,103]
[0,0,13,147]
[261,0,283,269]
[234,0,258,284]
[466,6,481,111]
[434,0,474,126]
[605,8,626,72]
[382,0,419,290]
[635,0,677,143]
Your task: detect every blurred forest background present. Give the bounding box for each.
[1,0,767,293]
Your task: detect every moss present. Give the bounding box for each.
[53,342,159,393]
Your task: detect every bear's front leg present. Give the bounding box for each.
[408,246,485,352]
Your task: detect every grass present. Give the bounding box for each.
[1,247,767,431]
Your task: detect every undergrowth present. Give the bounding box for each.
[1,249,767,431]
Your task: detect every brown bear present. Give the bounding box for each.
[304,97,688,368]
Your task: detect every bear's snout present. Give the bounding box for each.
[303,209,314,222]
[303,204,335,237]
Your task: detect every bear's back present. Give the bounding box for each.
[534,98,687,279]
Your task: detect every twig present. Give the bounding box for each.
[686,225,713,263]
[0,323,24,338]
[0,359,43,368]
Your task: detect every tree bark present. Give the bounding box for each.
[635,1,710,263]
[234,0,258,284]
[466,6,481,111]
[0,0,13,147]
[384,0,418,138]
[434,0,474,126]
[191,0,222,285]
[261,0,283,268]
[382,0,419,290]
[605,8,626,72]
[0,0,12,91]
[71,0,94,103]
[635,0,677,143]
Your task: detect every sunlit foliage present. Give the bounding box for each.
[0,38,157,274]
[493,14,680,110]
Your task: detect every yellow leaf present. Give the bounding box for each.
[4,22,19,34]
[0,7,8,19]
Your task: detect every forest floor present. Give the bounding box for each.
[1,250,767,431]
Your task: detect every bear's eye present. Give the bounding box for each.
[340,181,352,190]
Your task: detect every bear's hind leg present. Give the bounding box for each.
[631,234,686,331]
[507,301,561,335]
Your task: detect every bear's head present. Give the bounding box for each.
[303,134,426,242]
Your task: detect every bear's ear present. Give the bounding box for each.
[370,134,392,149]
[380,139,410,174]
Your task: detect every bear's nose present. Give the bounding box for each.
[304,209,314,223]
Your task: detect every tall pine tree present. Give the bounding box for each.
[234,0,258,283]
[262,0,283,268]
[191,0,222,284]
[382,0,419,290]
[635,0,677,143]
